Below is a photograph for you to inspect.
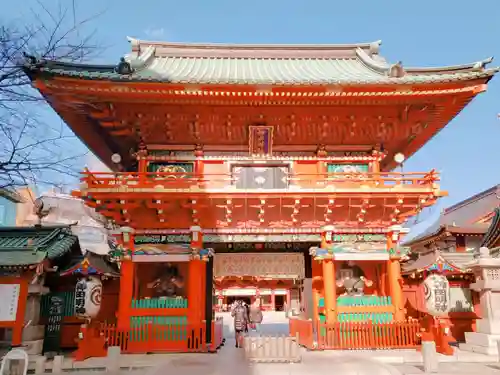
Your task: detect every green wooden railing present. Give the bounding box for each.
[318,295,392,308]
[337,312,393,323]
[40,291,76,318]
[130,297,188,309]
[337,296,392,307]
[129,316,188,342]
[130,316,187,326]
[318,295,393,323]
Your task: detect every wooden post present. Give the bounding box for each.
[387,227,404,321]
[205,256,214,344]
[117,260,134,329]
[137,149,148,173]
[311,256,323,322]
[320,226,337,324]
[187,261,201,322]
[322,260,336,323]
[271,290,276,311]
[194,146,205,188]
[380,262,387,296]
[189,226,204,323]
[117,230,135,330]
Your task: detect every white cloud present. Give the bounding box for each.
[144,27,165,39]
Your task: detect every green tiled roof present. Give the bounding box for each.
[24,38,499,85]
[0,226,80,267]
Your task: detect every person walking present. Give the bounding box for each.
[249,298,263,335]
[241,301,250,333]
[231,300,248,348]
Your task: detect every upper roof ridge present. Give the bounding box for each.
[126,36,382,59]
[127,36,382,52]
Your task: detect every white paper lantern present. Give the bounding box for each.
[75,276,103,319]
[423,274,450,316]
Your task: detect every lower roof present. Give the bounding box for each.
[0,226,80,267]
[59,251,119,277]
[402,222,489,247]
[401,250,473,274]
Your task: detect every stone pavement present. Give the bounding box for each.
[60,351,500,375]
[20,312,500,375]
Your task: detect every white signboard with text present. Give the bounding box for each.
[0,284,20,322]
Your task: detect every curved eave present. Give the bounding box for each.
[482,207,500,248]
[26,66,498,86]
[23,51,499,87]
[401,253,466,275]
[402,226,448,248]
[402,224,487,248]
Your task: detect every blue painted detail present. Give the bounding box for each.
[427,262,455,272]
[71,266,99,275]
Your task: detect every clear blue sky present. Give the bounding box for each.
[3,0,500,229]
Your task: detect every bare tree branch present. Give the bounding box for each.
[0,0,104,190]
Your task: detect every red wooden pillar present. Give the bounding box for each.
[312,257,323,323]
[321,226,337,324]
[387,226,404,321]
[12,277,29,346]
[117,229,135,330]
[271,290,276,311]
[286,289,291,309]
[188,226,204,323]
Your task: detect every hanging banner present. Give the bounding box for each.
[423,274,450,316]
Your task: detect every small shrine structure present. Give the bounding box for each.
[401,185,500,341]
[0,225,81,353]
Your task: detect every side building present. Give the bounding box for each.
[401,184,500,342]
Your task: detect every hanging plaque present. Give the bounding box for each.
[0,284,20,322]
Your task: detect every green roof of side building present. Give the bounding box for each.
[24,38,499,86]
[0,226,80,267]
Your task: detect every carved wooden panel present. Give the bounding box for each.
[214,252,305,279]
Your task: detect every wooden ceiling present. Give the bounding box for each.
[40,80,480,170]
[101,102,433,146]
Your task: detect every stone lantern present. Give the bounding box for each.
[460,247,500,355]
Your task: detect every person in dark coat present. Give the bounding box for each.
[231,300,248,348]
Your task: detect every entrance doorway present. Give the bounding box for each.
[275,295,285,311]
[226,296,251,306]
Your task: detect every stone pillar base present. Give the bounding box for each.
[476,319,500,335]
[22,339,44,355]
[22,325,45,341]
[459,332,500,355]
